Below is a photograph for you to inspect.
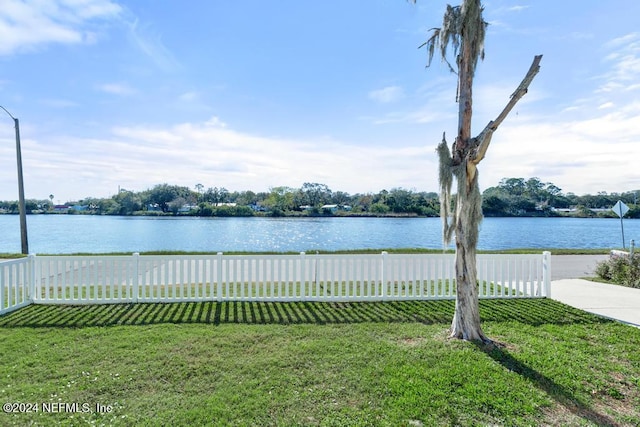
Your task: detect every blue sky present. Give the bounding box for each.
[1,0,639,203]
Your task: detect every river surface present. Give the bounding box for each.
[0,215,638,254]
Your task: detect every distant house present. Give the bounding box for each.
[249,203,266,212]
[551,207,577,213]
[302,204,352,214]
[53,205,70,213]
[321,204,353,213]
[178,204,198,213]
[321,204,339,213]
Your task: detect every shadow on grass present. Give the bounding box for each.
[0,298,612,328]
[478,343,620,427]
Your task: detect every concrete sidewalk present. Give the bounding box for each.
[551,279,640,327]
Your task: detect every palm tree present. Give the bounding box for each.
[419,0,542,342]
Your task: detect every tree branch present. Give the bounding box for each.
[471,54,542,165]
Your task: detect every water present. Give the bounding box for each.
[0,215,638,254]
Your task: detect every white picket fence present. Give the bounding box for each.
[0,252,551,315]
[0,257,34,315]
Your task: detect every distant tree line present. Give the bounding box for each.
[1,177,638,218]
[482,177,640,218]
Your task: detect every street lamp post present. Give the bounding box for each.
[1,106,29,254]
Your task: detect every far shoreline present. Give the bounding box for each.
[0,211,634,220]
[1,248,612,258]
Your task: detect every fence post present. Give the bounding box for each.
[28,254,36,303]
[381,251,388,299]
[542,251,551,298]
[300,252,306,300]
[132,253,140,303]
[217,252,223,301]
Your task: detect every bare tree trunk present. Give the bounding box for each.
[422,0,542,342]
[443,55,542,342]
[450,166,487,341]
[447,6,486,341]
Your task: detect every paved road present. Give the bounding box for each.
[550,254,608,280]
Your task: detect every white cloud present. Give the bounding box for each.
[366,106,455,126]
[39,98,79,108]
[8,117,437,201]
[472,31,640,196]
[5,92,640,202]
[508,5,530,12]
[368,86,405,103]
[597,32,640,93]
[204,116,227,128]
[402,30,640,195]
[97,83,136,96]
[606,32,640,49]
[367,76,543,129]
[179,91,198,102]
[126,18,180,72]
[0,0,121,55]
[478,100,640,194]
[365,80,456,125]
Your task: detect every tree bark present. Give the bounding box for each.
[448,55,542,342]
[450,163,487,341]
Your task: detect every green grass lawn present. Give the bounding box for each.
[1,299,639,426]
